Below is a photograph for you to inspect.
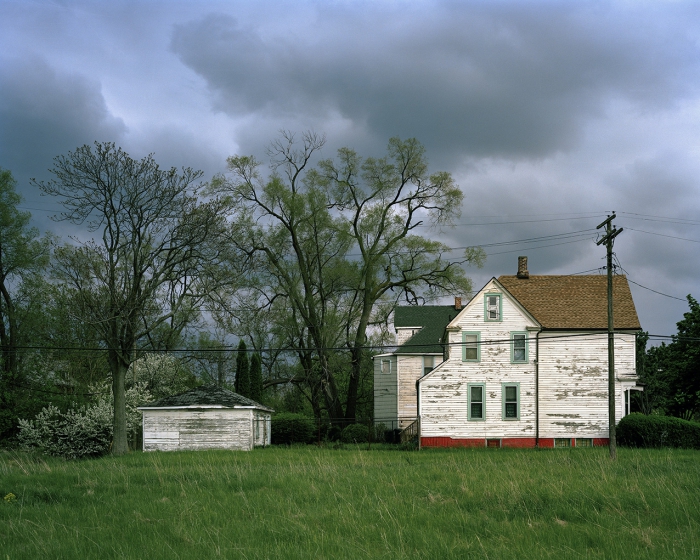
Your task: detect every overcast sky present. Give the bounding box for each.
[1,0,699,339]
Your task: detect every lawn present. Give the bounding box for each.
[1,446,699,559]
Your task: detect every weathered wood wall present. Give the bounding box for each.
[538,332,636,438]
[374,356,398,423]
[418,281,638,441]
[143,408,268,452]
[420,284,538,439]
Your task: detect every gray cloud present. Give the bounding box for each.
[0,56,126,200]
[0,0,698,338]
[171,2,699,166]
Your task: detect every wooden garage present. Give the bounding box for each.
[138,385,273,452]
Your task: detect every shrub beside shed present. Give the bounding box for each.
[138,385,273,451]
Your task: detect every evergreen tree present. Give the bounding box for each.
[250,353,263,404]
[235,340,250,397]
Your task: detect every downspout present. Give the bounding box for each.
[535,330,540,448]
[416,378,421,450]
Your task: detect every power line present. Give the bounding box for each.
[617,211,700,226]
[626,278,687,302]
[625,227,700,244]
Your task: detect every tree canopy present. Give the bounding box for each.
[211,132,483,422]
[32,142,229,454]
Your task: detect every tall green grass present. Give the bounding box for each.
[1,446,699,559]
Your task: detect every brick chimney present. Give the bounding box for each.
[454,296,462,310]
[517,256,529,279]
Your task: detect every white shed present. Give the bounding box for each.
[138,385,273,452]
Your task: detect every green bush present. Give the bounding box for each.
[341,423,372,444]
[617,412,700,449]
[271,413,315,444]
[17,383,151,458]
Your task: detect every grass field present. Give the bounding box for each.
[1,446,699,559]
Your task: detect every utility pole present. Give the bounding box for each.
[596,213,623,460]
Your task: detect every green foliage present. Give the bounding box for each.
[249,353,263,403]
[340,423,372,444]
[212,133,483,422]
[0,168,52,441]
[636,296,700,419]
[127,354,198,401]
[16,383,151,458]
[33,142,229,455]
[271,412,315,444]
[617,412,700,449]
[235,340,250,397]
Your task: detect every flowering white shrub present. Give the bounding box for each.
[128,354,195,400]
[17,382,152,458]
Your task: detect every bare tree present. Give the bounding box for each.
[34,142,228,455]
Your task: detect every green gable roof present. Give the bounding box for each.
[394,305,457,354]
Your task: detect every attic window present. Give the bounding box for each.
[484,294,501,322]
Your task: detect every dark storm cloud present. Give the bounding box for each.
[170,2,700,166]
[0,56,126,198]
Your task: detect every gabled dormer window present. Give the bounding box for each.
[484,294,502,322]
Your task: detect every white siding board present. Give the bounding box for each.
[539,332,636,438]
[142,408,271,452]
[420,280,539,439]
[374,356,397,424]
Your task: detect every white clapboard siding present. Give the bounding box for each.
[397,355,423,424]
[419,277,638,441]
[374,356,398,423]
[538,331,636,438]
[143,408,256,451]
[420,281,539,438]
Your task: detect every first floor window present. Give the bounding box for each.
[468,384,485,420]
[502,383,519,420]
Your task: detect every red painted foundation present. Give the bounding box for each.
[420,437,610,448]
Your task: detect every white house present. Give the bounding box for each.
[374,305,456,430]
[376,257,642,448]
[139,385,273,451]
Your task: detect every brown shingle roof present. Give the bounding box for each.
[498,275,641,330]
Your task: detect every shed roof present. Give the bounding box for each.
[140,384,273,412]
[498,275,641,330]
[394,305,456,353]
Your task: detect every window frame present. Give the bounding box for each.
[462,332,481,362]
[501,382,520,420]
[468,383,486,421]
[510,332,529,363]
[423,355,435,376]
[380,359,392,375]
[484,293,502,322]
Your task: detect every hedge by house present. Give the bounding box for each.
[617,412,700,449]
[271,413,315,444]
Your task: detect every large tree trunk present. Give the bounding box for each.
[345,293,374,422]
[109,351,130,456]
[0,276,18,376]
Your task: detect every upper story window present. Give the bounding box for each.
[462,332,480,362]
[380,359,391,374]
[511,332,528,363]
[484,294,502,322]
[423,355,435,375]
